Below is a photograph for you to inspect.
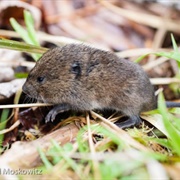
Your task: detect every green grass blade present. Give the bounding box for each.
[0,109,9,144]
[10,13,42,61]
[158,92,180,156]
[155,51,180,62]
[134,53,149,63]
[171,34,178,52]
[38,147,53,170]
[24,10,40,46]
[0,38,48,54]
[51,140,81,176]
[135,51,180,64]
[10,18,31,44]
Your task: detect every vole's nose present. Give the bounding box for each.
[22,83,30,95]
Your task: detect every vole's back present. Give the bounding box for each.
[66,45,157,116]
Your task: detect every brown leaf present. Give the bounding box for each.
[0,0,41,29]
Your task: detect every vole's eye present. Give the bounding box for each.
[37,76,45,83]
[71,62,81,78]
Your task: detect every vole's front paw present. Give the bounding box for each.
[45,104,71,123]
[45,109,57,123]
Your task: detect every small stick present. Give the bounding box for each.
[0,103,52,109]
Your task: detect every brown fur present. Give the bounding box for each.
[23,44,157,125]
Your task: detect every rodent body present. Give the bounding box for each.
[23,44,158,128]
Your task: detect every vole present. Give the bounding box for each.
[22,44,180,128]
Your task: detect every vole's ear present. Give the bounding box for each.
[71,62,81,78]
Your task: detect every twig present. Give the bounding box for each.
[0,103,51,109]
[117,48,170,58]
[86,113,101,179]
[0,30,108,51]
[90,111,148,151]
[99,0,180,33]
[142,57,169,71]
[150,78,180,85]
[0,120,20,135]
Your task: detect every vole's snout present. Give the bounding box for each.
[22,83,31,96]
